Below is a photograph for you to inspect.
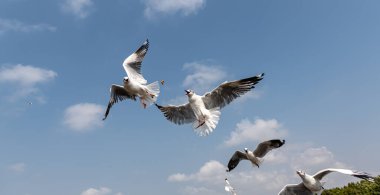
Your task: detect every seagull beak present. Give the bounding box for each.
[185,90,190,95]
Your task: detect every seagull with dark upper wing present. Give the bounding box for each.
[155,73,264,136]
[227,139,285,172]
[278,168,375,195]
[103,39,160,120]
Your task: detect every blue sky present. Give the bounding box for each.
[1,0,380,194]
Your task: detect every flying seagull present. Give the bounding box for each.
[224,178,237,195]
[278,168,375,195]
[227,139,285,172]
[103,39,160,120]
[155,73,264,136]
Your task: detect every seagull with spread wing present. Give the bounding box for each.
[103,39,160,120]
[155,73,264,136]
[227,139,285,172]
[278,168,375,195]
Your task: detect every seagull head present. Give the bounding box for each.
[123,77,129,83]
[185,89,194,97]
[244,148,248,153]
[296,170,306,178]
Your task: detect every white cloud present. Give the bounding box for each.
[0,18,56,34]
[62,0,94,19]
[0,64,57,100]
[144,0,205,18]
[80,187,123,195]
[180,186,217,195]
[291,146,348,171]
[63,103,104,132]
[169,146,352,194]
[168,160,291,194]
[8,162,26,173]
[168,160,225,184]
[182,62,227,94]
[224,118,288,147]
[0,64,57,87]
[232,169,291,192]
[81,187,109,195]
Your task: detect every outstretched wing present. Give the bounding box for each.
[227,151,248,172]
[278,183,312,195]
[155,103,196,125]
[313,168,375,181]
[253,139,285,158]
[202,73,264,109]
[103,85,136,120]
[122,39,149,84]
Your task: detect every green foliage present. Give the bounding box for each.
[322,176,380,195]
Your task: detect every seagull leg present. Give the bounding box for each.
[140,98,147,109]
[195,116,206,129]
[145,89,156,99]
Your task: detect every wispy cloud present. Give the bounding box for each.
[0,64,57,101]
[80,187,123,195]
[63,103,104,132]
[0,18,56,34]
[61,0,94,19]
[144,0,205,19]
[8,162,26,173]
[224,118,288,147]
[182,61,226,94]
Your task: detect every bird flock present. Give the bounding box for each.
[103,39,376,194]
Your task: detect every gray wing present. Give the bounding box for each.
[155,103,196,125]
[227,151,248,172]
[253,139,285,158]
[202,73,264,109]
[278,183,312,195]
[122,39,149,84]
[103,84,136,120]
[313,168,375,181]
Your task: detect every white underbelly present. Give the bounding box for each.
[304,181,323,192]
[190,101,207,119]
[125,83,145,97]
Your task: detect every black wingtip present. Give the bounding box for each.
[353,172,375,181]
[154,103,161,108]
[256,73,264,80]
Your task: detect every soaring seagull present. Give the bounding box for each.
[278,168,375,195]
[227,139,285,172]
[224,178,237,195]
[155,73,264,136]
[103,39,160,120]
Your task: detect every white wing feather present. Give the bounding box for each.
[122,39,149,84]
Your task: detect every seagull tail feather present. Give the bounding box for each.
[143,81,160,106]
[193,107,221,136]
